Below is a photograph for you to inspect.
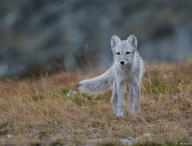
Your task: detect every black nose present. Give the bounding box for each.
[120,61,124,65]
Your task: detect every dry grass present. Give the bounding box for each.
[0,63,192,145]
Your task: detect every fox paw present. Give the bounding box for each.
[116,109,124,117]
[116,114,123,118]
[129,109,140,115]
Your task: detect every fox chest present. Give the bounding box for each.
[114,69,133,84]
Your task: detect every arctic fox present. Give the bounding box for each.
[77,34,144,117]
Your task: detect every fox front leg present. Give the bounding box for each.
[111,82,118,114]
[116,82,125,117]
[128,78,141,114]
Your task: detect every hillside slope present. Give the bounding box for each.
[0,63,192,145]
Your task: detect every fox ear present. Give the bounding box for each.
[111,35,121,51]
[127,34,137,49]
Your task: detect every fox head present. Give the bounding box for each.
[111,34,137,66]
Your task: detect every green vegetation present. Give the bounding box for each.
[0,64,191,145]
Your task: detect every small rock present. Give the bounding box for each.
[171,95,178,100]
[171,93,183,100]
[7,134,14,139]
[120,137,133,144]
[66,90,77,97]
[143,133,151,137]
[88,138,103,143]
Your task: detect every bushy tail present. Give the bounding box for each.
[77,67,113,94]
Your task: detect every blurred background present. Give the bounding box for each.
[0,0,192,77]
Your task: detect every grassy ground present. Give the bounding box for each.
[0,63,192,145]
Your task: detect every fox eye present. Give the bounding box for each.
[116,52,120,55]
[126,51,131,55]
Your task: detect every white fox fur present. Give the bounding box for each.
[77,34,144,117]
[77,67,113,94]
